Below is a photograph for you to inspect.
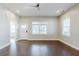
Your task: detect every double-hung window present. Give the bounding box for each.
[32,22,47,34]
[62,17,70,36]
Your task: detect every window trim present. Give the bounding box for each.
[32,23,48,35]
[62,17,70,37]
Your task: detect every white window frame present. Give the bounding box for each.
[32,24,40,34]
[62,17,70,36]
[39,24,47,34]
[32,22,48,35]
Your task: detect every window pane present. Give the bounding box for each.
[62,17,70,36]
[32,22,48,34]
[32,25,39,34]
[11,23,15,33]
[40,25,47,34]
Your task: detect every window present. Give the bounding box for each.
[32,24,39,34]
[11,23,16,33]
[32,22,47,34]
[40,24,47,34]
[62,17,70,36]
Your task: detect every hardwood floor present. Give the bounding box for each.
[0,40,79,56]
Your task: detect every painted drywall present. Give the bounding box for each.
[0,6,10,49]
[60,4,79,50]
[18,16,59,40]
[0,6,19,49]
[10,12,19,39]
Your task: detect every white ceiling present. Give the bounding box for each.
[0,3,75,16]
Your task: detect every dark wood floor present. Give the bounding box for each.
[0,40,79,56]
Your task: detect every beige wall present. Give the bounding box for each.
[60,4,79,50]
[18,16,59,40]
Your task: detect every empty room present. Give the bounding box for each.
[0,3,79,56]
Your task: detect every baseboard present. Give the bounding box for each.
[29,39,59,40]
[16,39,29,42]
[59,40,79,51]
[16,39,59,41]
[0,43,10,50]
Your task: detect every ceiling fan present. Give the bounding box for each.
[32,3,40,8]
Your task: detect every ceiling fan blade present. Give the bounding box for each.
[32,5,37,7]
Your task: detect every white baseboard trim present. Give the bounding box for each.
[16,39,29,42]
[28,39,59,40]
[59,40,79,51]
[16,39,59,41]
[0,43,10,50]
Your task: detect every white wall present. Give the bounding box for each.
[0,6,10,49]
[0,6,19,49]
[18,16,59,40]
[60,4,79,50]
[10,11,19,39]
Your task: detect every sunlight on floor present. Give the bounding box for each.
[10,38,17,56]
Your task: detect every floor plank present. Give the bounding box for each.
[0,40,79,56]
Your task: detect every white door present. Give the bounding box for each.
[19,24,28,39]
